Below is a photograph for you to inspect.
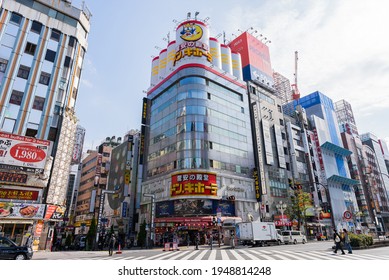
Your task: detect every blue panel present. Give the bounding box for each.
[242,64,274,85]
[335,154,347,177]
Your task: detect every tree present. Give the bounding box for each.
[137,220,147,248]
[86,217,97,250]
[288,190,312,232]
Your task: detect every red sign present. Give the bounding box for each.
[343,210,352,220]
[0,188,39,200]
[0,171,28,183]
[170,172,217,197]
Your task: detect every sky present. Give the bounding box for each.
[71,0,389,151]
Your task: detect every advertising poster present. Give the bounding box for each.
[0,202,45,219]
[0,132,51,173]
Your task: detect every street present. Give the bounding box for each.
[31,241,389,260]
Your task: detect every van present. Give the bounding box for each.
[281,230,306,244]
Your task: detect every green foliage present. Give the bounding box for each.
[86,217,97,250]
[137,220,147,248]
[349,233,373,247]
[288,190,312,230]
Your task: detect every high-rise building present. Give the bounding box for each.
[296,91,360,231]
[141,15,256,245]
[0,0,90,250]
[273,72,292,104]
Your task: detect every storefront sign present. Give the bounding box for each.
[44,205,66,220]
[0,202,45,219]
[0,132,50,173]
[0,171,27,183]
[0,188,39,200]
[171,172,217,197]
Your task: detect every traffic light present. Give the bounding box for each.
[288,178,294,189]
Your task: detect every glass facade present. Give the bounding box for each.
[146,73,253,178]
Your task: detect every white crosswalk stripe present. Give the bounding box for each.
[228,249,245,260]
[181,250,202,260]
[246,249,277,260]
[193,250,208,260]
[208,249,217,260]
[267,250,301,260]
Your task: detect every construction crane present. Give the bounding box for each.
[291,51,300,100]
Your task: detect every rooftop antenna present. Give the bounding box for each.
[291,51,300,100]
[195,11,199,20]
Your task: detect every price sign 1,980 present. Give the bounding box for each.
[10,144,46,163]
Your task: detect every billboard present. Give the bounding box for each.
[229,32,273,85]
[0,132,50,174]
[170,171,217,197]
[0,202,46,219]
[71,126,85,164]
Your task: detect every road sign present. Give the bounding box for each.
[343,210,352,220]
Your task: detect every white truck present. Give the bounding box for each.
[236,221,282,246]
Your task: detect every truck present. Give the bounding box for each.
[236,221,282,246]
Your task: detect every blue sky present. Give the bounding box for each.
[72,0,389,151]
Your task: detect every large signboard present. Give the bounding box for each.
[174,20,211,67]
[0,202,46,219]
[155,199,235,218]
[229,32,273,85]
[170,172,217,197]
[0,188,39,201]
[44,205,66,220]
[71,126,85,165]
[0,132,50,174]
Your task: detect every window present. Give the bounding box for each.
[68,36,76,47]
[39,72,51,85]
[9,90,24,105]
[50,29,61,41]
[0,58,8,73]
[24,42,37,56]
[30,21,43,34]
[279,119,284,126]
[10,13,22,25]
[64,56,72,68]
[2,118,16,133]
[17,65,30,79]
[48,127,58,141]
[32,96,45,111]
[72,87,78,99]
[45,49,56,62]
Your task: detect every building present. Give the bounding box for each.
[104,130,140,247]
[73,137,120,238]
[0,0,90,250]
[141,15,257,245]
[273,72,293,104]
[360,132,389,233]
[296,91,360,231]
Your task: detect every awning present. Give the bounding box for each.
[0,220,33,224]
[327,175,360,186]
[321,141,352,156]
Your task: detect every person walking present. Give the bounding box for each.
[230,231,235,249]
[209,234,213,250]
[108,234,116,256]
[194,233,199,250]
[343,229,352,254]
[333,229,345,255]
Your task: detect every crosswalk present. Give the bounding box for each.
[73,249,389,261]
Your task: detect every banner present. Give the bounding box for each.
[0,202,45,219]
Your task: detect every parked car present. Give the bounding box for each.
[0,236,33,260]
[281,230,307,244]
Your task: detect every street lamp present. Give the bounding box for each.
[314,205,322,238]
[143,193,155,248]
[276,201,287,230]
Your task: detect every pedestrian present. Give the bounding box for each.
[343,229,352,254]
[209,234,213,250]
[194,233,199,250]
[186,235,190,248]
[108,234,116,256]
[230,231,235,249]
[333,229,345,255]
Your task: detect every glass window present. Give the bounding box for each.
[39,72,51,85]
[9,90,24,105]
[50,29,61,41]
[64,56,72,68]
[179,76,206,86]
[10,13,22,25]
[68,36,76,47]
[32,96,45,111]
[17,65,30,79]
[2,118,16,133]
[45,49,56,62]
[30,21,43,34]
[0,59,8,73]
[24,42,37,56]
